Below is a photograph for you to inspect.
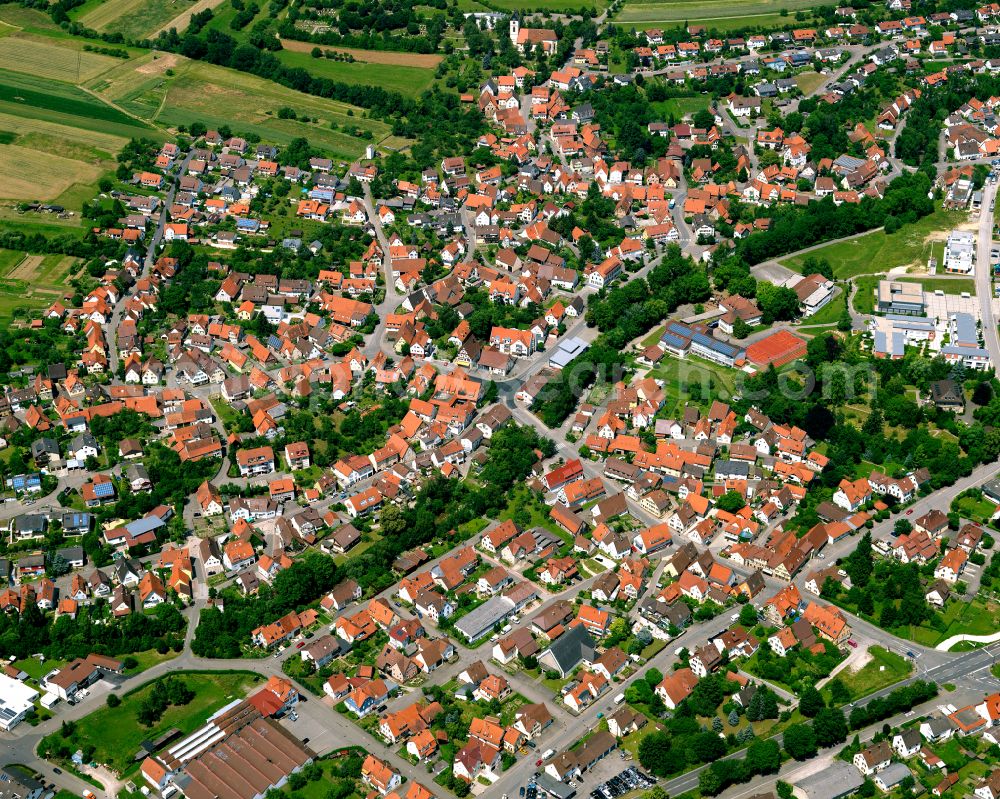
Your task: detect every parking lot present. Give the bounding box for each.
[589,766,656,799]
[922,288,982,322]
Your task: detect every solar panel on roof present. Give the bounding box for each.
[94,482,115,498]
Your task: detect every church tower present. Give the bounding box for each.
[509,12,520,45]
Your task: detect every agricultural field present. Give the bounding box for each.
[0,249,81,322]
[616,0,816,30]
[0,32,123,83]
[149,0,228,39]
[0,67,157,139]
[91,55,402,160]
[276,49,437,98]
[76,0,199,41]
[489,0,608,10]
[0,5,63,35]
[0,143,104,201]
[279,39,443,68]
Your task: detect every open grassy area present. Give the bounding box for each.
[794,70,826,96]
[651,95,709,121]
[499,484,572,543]
[647,354,739,412]
[0,110,126,159]
[0,5,65,34]
[782,209,968,280]
[276,50,436,98]
[833,590,1000,648]
[44,671,262,775]
[915,597,1000,647]
[93,55,399,160]
[952,493,998,524]
[149,0,227,39]
[125,648,183,674]
[14,655,66,681]
[830,646,912,701]
[617,0,815,29]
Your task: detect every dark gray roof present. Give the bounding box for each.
[542,625,595,675]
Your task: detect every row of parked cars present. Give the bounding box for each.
[590,767,655,799]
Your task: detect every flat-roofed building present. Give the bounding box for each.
[876,280,924,316]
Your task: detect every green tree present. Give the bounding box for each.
[738,604,758,628]
[799,685,825,718]
[732,317,752,339]
[716,490,746,513]
[783,723,817,760]
[813,707,848,747]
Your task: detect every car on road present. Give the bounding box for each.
[53,769,62,775]
[907,651,916,658]
[535,759,543,766]
[296,641,306,649]
[906,509,913,515]
[847,639,858,648]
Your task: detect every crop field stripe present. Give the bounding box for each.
[0,34,122,83]
[78,0,146,30]
[618,0,816,22]
[275,50,436,97]
[0,68,148,125]
[278,39,443,68]
[0,110,128,152]
[149,0,227,39]
[0,143,104,201]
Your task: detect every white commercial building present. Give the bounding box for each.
[0,673,39,730]
[943,229,976,274]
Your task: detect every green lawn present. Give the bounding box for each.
[276,50,436,98]
[499,484,572,544]
[782,209,967,280]
[953,494,998,524]
[42,671,262,774]
[647,354,738,411]
[834,592,1000,648]
[651,96,709,122]
[125,648,182,674]
[620,719,663,758]
[829,646,912,701]
[798,289,847,328]
[794,71,826,95]
[14,656,66,681]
